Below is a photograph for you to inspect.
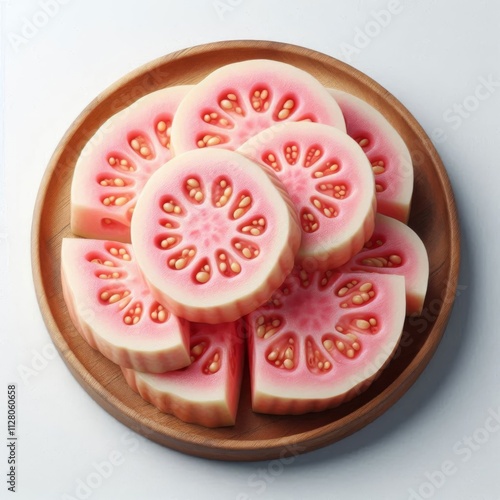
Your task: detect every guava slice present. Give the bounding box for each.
[61,238,190,373]
[71,85,192,242]
[238,122,376,270]
[338,214,429,314]
[246,269,406,415]
[170,59,346,154]
[329,89,413,222]
[131,148,301,323]
[122,321,244,427]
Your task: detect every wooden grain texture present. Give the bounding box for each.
[31,40,460,461]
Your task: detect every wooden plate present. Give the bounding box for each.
[31,40,460,461]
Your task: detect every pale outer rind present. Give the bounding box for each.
[170,59,346,155]
[121,321,245,428]
[247,273,406,415]
[131,148,302,323]
[61,238,191,373]
[71,85,193,243]
[329,88,413,223]
[338,214,429,314]
[237,122,376,271]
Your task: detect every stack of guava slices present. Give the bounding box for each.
[63,59,428,427]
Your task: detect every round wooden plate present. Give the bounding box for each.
[31,40,460,461]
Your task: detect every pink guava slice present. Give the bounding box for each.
[338,214,429,314]
[238,122,376,270]
[329,89,413,222]
[131,148,301,324]
[61,238,190,373]
[122,321,244,427]
[246,269,406,415]
[170,59,346,154]
[71,85,192,243]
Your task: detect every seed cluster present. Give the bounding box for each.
[357,137,370,148]
[204,351,221,374]
[304,147,323,167]
[255,315,283,340]
[284,143,299,164]
[99,177,126,187]
[150,303,168,323]
[251,88,270,112]
[213,178,233,207]
[361,254,402,267]
[318,183,348,200]
[123,302,142,325]
[108,155,136,172]
[306,338,332,373]
[129,135,154,160]
[232,194,253,220]
[108,246,131,261]
[276,98,295,120]
[313,161,339,178]
[233,239,260,260]
[338,281,376,308]
[202,111,231,128]
[301,210,319,233]
[155,119,172,148]
[263,152,281,172]
[185,177,204,203]
[322,330,361,359]
[102,195,131,207]
[267,337,295,370]
[190,341,207,363]
[197,134,222,148]
[168,247,197,270]
[311,197,338,218]
[219,92,244,116]
[162,199,183,215]
[100,289,130,305]
[195,263,211,284]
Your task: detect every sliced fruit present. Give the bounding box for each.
[170,59,346,154]
[122,321,245,427]
[246,269,405,415]
[338,214,428,314]
[71,85,192,243]
[238,122,376,270]
[61,238,190,373]
[329,89,413,222]
[131,148,301,323]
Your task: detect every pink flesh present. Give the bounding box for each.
[122,321,245,427]
[246,270,405,415]
[61,238,190,373]
[329,89,413,223]
[238,122,376,270]
[71,86,192,242]
[338,214,429,314]
[171,59,346,155]
[131,148,301,323]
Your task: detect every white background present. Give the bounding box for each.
[1,0,499,499]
